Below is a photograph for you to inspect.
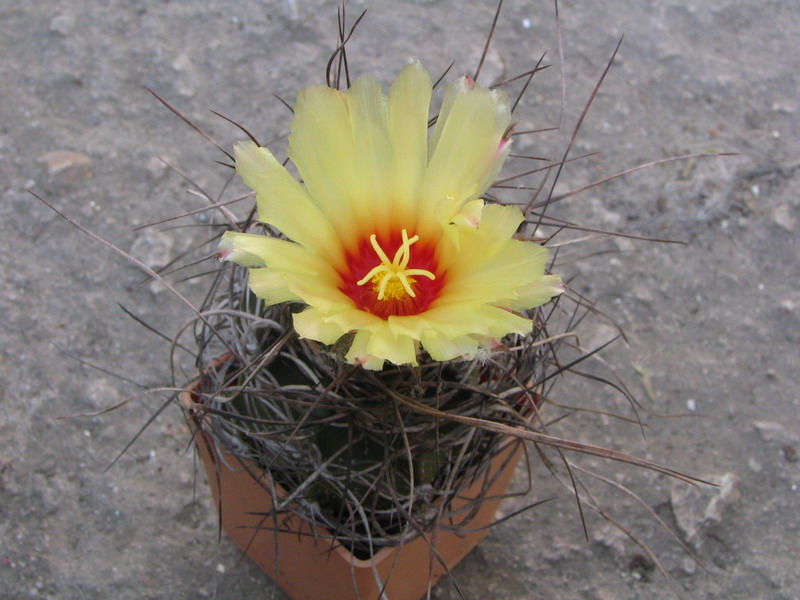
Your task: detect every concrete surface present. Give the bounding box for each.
[1,1,798,598]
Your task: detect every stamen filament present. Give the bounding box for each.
[396,272,416,297]
[356,264,389,286]
[370,234,392,265]
[404,269,437,277]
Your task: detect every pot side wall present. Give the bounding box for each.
[182,388,524,600]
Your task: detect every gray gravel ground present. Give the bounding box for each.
[1,1,798,599]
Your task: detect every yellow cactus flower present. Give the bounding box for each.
[218,62,562,370]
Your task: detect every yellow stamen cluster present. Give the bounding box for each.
[356,229,436,300]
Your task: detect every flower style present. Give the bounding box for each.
[218,62,562,370]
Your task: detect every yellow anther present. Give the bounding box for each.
[356,229,436,300]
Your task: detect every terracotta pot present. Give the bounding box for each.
[181,379,524,600]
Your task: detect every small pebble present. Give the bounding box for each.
[146,156,168,179]
[670,472,741,543]
[49,13,76,35]
[284,0,298,20]
[753,421,793,445]
[772,204,796,232]
[130,229,174,272]
[681,556,697,575]
[39,150,92,185]
[686,399,697,411]
[771,101,796,114]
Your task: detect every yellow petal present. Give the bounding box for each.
[344,75,392,233]
[420,330,480,362]
[507,274,564,311]
[323,307,385,334]
[248,268,301,304]
[480,305,532,338]
[420,79,512,231]
[473,203,524,248]
[285,275,353,313]
[420,304,531,339]
[345,330,386,370]
[386,314,431,340]
[440,241,548,305]
[234,141,344,269]
[219,231,336,278]
[388,62,432,228]
[365,323,418,367]
[218,231,268,267]
[436,204,560,308]
[288,85,365,248]
[293,307,347,345]
[450,198,484,228]
[427,75,466,159]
